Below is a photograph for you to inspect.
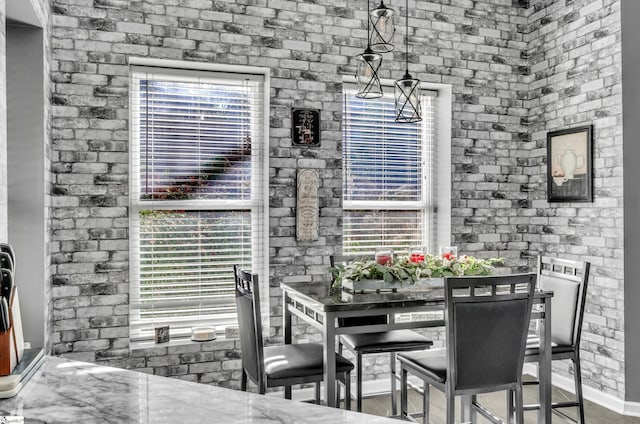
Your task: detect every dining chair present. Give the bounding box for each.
[234,265,353,408]
[398,273,537,424]
[331,254,434,414]
[522,256,591,423]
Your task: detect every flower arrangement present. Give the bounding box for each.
[331,253,503,289]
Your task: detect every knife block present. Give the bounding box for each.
[0,286,24,376]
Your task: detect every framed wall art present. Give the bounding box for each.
[292,108,320,147]
[546,125,593,202]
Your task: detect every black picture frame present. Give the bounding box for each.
[291,108,320,147]
[546,125,593,202]
[154,325,170,344]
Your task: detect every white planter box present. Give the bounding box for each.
[342,277,444,294]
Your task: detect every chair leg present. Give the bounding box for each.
[470,394,477,423]
[573,354,585,424]
[514,385,525,424]
[241,369,247,391]
[356,353,363,412]
[461,395,471,422]
[336,342,342,405]
[315,381,321,404]
[390,352,397,416]
[345,371,352,410]
[445,388,455,424]
[507,389,514,424]
[423,381,430,424]
[400,366,409,420]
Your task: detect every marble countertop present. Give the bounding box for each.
[0,356,400,423]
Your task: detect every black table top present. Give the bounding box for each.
[281,280,552,313]
[281,280,446,312]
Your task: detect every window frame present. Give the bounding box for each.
[128,58,270,342]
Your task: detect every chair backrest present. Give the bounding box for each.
[445,274,536,393]
[537,256,590,347]
[330,254,387,327]
[234,265,265,388]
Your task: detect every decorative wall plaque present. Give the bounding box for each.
[292,108,320,146]
[296,169,320,241]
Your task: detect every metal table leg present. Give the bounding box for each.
[283,291,292,400]
[323,311,337,407]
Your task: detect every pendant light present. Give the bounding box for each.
[369,1,395,53]
[355,0,383,99]
[394,0,421,122]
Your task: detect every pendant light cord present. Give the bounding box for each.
[404,0,409,75]
[367,0,371,48]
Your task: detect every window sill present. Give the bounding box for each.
[130,335,236,352]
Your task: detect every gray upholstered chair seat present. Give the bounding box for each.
[264,344,354,380]
[340,330,433,353]
[397,348,447,383]
[525,337,573,356]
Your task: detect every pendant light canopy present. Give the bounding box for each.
[394,0,421,122]
[369,1,395,53]
[356,0,383,99]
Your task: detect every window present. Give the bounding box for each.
[129,63,268,341]
[342,84,440,255]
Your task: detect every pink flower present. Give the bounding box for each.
[442,252,455,261]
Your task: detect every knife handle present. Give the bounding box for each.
[0,297,9,332]
[0,244,14,269]
[0,269,12,303]
[0,251,13,273]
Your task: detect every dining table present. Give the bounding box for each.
[281,279,554,424]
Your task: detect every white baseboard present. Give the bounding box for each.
[523,364,640,417]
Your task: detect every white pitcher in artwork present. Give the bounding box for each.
[556,148,585,180]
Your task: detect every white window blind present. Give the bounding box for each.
[342,85,437,255]
[129,65,267,341]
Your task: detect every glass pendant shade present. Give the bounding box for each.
[369,1,395,53]
[355,47,383,99]
[395,72,421,122]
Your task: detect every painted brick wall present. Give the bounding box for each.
[0,1,7,243]
[47,0,626,400]
[525,0,623,399]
